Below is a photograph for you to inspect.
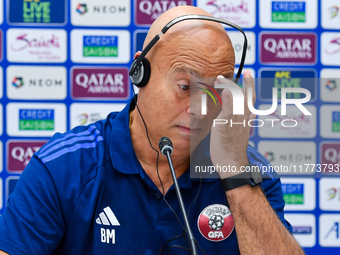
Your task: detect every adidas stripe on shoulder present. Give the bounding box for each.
[38,125,104,164]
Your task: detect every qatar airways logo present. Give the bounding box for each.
[136,0,191,25]
[71,67,129,99]
[7,140,47,172]
[10,33,60,51]
[260,33,317,64]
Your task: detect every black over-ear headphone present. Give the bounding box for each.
[129,14,248,88]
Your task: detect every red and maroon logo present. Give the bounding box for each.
[7,140,47,173]
[321,142,340,174]
[71,67,129,100]
[260,32,317,65]
[197,204,234,242]
[135,0,192,25]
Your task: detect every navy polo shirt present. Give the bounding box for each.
[0,97,291,255]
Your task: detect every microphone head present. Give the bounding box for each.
[159,136,173,156]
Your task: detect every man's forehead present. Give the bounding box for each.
[172,66,203,78]
[171,66,234,80]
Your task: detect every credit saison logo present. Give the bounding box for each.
[332,112,340,132]
[12,77,24,88]
[198,81,311,128]
[19,109,54,130]
[282,183,304,205]
[76,3,88,14]
[83,36,118,57]
[271,1,306,22]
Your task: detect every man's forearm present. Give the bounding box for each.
[226,185,305,255]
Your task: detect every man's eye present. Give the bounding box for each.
[178,84,190,90]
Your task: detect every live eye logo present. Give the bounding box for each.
[8,0,66,25]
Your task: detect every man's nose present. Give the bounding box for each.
[187,90,206,120]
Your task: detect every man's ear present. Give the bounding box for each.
[134,51,142,60]
[130,51,151,88]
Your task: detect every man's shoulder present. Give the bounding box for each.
[35,112,119,179]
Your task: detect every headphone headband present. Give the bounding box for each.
[130,14,248,85]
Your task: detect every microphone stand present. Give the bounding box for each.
[165,150,198,255]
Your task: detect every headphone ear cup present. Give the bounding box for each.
[129,57,151,88]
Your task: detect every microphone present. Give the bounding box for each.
[159,136,173,156]
[159,137,197,255]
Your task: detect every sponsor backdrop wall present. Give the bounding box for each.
[0,0,339,254]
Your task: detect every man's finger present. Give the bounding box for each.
[216,75,245,95]
[244,70,256,105]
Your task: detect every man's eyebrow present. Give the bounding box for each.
[171,66,202,78]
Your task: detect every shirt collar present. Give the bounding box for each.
[110,96,141,175]
[109,96,219,184]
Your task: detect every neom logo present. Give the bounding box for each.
[12,77,63,88]
[76,3,126,14]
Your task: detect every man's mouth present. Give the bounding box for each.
[177,125,201,135]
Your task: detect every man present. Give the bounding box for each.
[0,6,304,255]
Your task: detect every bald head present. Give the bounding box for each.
[143,6,227,49]
[136,6,235,81]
